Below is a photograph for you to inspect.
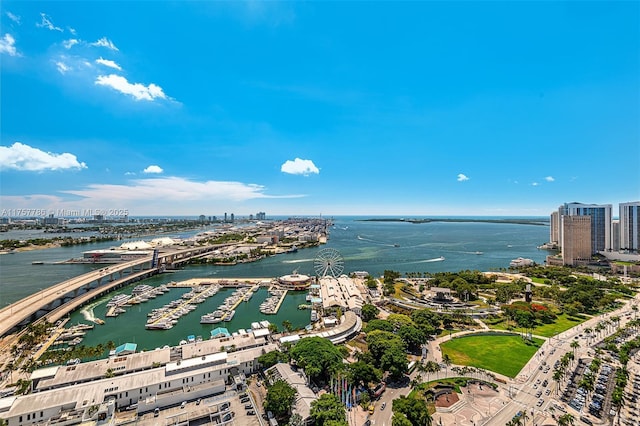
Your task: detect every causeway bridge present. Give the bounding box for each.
[0,244,228,339]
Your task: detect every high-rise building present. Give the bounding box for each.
[562,215,592,265]
[562,202,612,253]
[612,220,620,252]
[550,211,560,245]
[620,201,640,252]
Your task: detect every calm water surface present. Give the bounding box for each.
[0,216,550,350]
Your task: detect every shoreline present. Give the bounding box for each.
[358,218,549,226]
[0,242,62,254]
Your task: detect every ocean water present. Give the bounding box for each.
[0,216,550,350]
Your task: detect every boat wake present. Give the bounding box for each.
[80,300,101,322]
[356,235,397,247]
[415,256,445,263]
[282,258,313,264]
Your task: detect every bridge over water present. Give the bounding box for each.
[0,244,227,339]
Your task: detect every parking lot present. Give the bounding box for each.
[135,389,261,426]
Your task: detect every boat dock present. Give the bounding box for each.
[33,317,70,360]
[146,285,220,330]
[170,278,274,288]
[223,285,259,313]
[260,288,287,315]
[272,289,287,314]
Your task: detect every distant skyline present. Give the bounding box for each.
[1,1,639,216]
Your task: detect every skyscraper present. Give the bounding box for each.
[561,215,592,265]
[620,201,640,252]
[562,202,612,253]
[550,211,560,245]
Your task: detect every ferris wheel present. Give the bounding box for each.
[314,248,344,278]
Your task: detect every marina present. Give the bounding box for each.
[260,289,288,315]
[105,284,170,317]
[145,284,221,330]
[1,217,550,351]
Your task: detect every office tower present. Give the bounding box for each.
[562,202,612,253]
[562,215,592,265]
[612,220,620,252]
[620,201,640,252]
[550,211,560,244]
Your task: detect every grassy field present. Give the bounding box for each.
[487,313,585,337]
[440,334,543,378]
[532,313,585,337]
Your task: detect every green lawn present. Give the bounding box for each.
[440,334,543,378]
[532,313,584,337]
[486,313,585,338]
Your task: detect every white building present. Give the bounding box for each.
[0,330,276,426]
[620,201,640,252]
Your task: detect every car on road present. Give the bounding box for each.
[247,410,256,415]
[180,401,186,409]
[537,399,544,407]
[368,405,375,415]
[381,402,386,410]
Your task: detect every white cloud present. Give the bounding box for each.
[95,74,167,101]
[37,13,63,32]
[544,176,555,182]
[6,12,21,24]
[0,33,18,56]
[56,61,71,74]
[457,173,469,182]
[532,182,539,186]
[95,57,122,71]
[143,165,163,174]
[0,142,87,171]
[63,177,302,202]
[68,27,77,35]
[281,158,319,176]
[124,171,136,176]
[91,37,118,51]
[62,38,79,49]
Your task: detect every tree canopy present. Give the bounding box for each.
[264,380,297,421]
[309,394,347,426]
[289,337,344,382]
[361,304,380,322]
[392,395,432,426]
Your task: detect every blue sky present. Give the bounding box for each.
[1,1,638,217]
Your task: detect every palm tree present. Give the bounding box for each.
[584,327,592,345]
[429,361,441,380]
[442,354,452,377]
[552,369,563,395]
[570,340,580,356]
[557,413,575,426]
[4,360,15,383]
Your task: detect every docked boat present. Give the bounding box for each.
[223,310,235,321]
[200,314,223,324]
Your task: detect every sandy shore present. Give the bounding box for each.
[0,242,61,254]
